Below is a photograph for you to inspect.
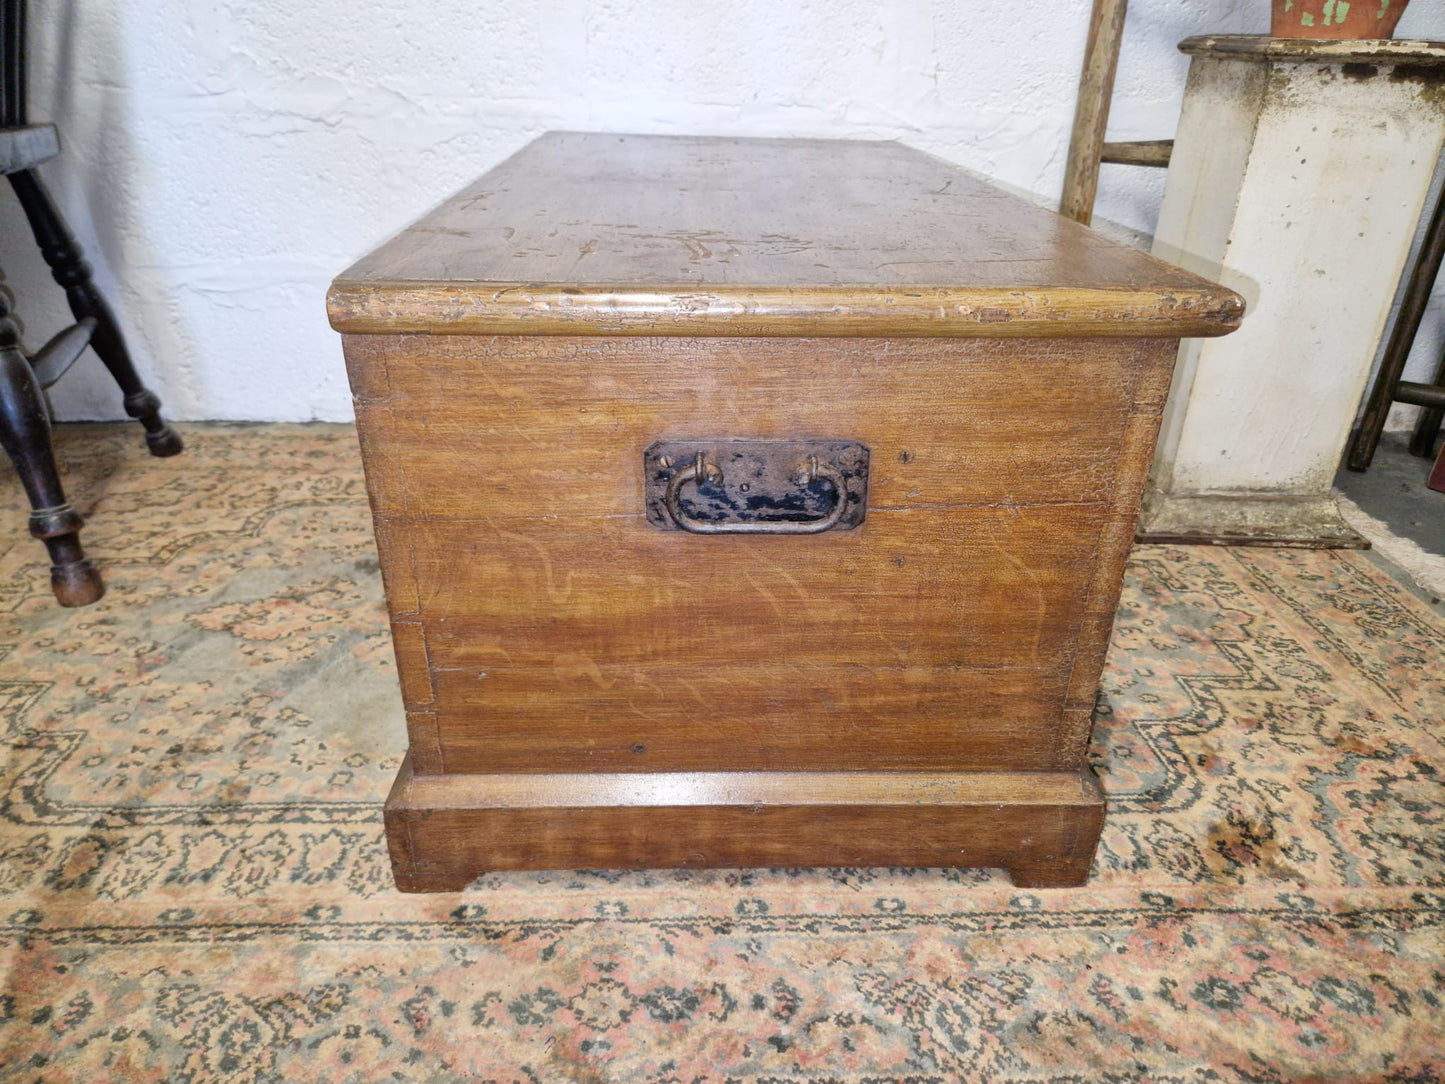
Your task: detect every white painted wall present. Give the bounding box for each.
[1,1,1442,423]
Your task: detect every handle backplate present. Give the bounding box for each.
[644,440,869,533]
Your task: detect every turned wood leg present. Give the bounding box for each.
[0,298,103,606]
[7,168,182,457]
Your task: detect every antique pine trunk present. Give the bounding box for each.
[327,132,1242,892]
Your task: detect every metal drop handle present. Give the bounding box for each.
[662,452,850,535]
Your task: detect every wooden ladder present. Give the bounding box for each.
[1060,0,1173,226]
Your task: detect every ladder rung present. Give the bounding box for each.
[1396,381,1445,410]
[1100,139,1173,168]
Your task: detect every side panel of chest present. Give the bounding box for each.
[346,334,1173,777]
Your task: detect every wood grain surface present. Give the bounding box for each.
[344,333,1177,779]
[403,505,1104,671]
[384,756,1107,890]
[346,334,1150,519]
[428,664,1073,774]
[328,132,1243,338]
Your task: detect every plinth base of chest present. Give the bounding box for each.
[383,757,1105,891]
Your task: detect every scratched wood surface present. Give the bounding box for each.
[327,132,1244,338]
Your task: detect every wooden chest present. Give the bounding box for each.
[327,132,1242,891]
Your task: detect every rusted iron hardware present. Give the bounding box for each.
[645,440,869,534]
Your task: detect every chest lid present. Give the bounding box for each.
[327,131,1242,339]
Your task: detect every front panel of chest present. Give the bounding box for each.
[346,334,1164,776]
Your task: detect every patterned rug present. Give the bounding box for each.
[0,423,1441,1083]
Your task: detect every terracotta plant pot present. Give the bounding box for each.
[1271,0,1408,38]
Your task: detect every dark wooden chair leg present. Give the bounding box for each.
[1348,171,1445,471]
[7,168,182,457]
[1407,340,1445,459]
[0,294,103,606]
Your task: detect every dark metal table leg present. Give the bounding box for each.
[0,293,102,606]
[7,168,182,457]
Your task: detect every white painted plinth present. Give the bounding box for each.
[1141,35,1445,547]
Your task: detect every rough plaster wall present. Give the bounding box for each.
[0,1,1440,422]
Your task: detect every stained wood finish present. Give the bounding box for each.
[346,334,1154,519]
[429,665,1074,774]
[384,756,1106,891]
[346,332,1179,782]
[334,133,1236,888]
[346,329,1178,880]
[405,505,1105,674]
[390,501,1105,774]
[328,132,1242,339]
